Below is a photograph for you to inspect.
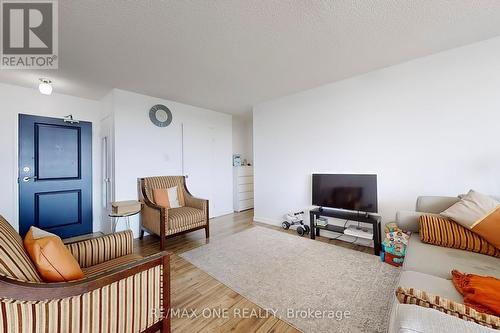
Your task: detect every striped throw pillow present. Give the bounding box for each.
[396,286,500,329]
[419,215,500,258]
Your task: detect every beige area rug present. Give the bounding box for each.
[180,226,400,333]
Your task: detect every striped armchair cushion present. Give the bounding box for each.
[167,207,206,235]
[0,216,41,282]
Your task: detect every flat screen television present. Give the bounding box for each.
[312,174,378,213]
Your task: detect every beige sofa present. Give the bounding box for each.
[389,196,499,333]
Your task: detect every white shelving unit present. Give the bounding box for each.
[233,166,254,212]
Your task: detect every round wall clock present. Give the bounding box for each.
[149,104,173,127]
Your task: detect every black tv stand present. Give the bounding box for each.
[309,208,382,255]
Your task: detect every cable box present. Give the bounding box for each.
[343,225,373,240]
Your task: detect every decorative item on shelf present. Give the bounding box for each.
[315,217,328,227]
[242,159,248,166]
[233,154,242,166]
[380,222,411,267]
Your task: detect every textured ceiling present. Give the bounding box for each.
[2,0,500,114]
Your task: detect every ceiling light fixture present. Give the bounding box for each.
[38,78,53,95]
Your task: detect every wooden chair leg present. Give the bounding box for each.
[205,204,210,238]
[162,315,171,333]
[139,228,145,239]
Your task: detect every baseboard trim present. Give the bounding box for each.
[210,210,234,219]
[253,215,374,247]
[253,216,282,227]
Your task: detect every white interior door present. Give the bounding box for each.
[182,123,216,217]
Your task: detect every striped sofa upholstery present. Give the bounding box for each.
[1,265,164,333]
[66,230,135,267]
[139,176,209,249]
[0,215,170,333]
[396,286,500,329]
[0,215,41,282]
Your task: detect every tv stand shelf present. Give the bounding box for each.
[309,208,382,255]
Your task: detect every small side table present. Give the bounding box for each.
[109,210,140,233]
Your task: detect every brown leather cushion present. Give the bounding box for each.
[24,227,85,282]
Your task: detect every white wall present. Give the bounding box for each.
[111,89,233,237]
[0,84,233,238]
[0,83,103,232]
[232,115,253,164]
[253,37,500,230]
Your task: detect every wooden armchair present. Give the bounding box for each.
[138,176,209,250]
[0,215,170,333]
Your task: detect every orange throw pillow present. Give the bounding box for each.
[452,270,500,316]
[153,188,171,209]
[24,227,85,282]
[471,207,500,250]
[153,186,185,208]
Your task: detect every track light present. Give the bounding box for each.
[38,78,53,95]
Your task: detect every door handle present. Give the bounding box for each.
[22,176,37,182]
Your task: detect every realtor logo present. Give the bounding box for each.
[1,0,58,69]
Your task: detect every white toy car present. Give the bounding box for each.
[282,211,310,236]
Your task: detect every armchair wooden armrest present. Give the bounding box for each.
[65,230,135,267]
[0,252,171,333]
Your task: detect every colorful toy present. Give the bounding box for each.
[381,222,411,267]
[382,241,406,256]
[386,230,410,245]
[381,251,405,267]
[282,211,310,236]
[384,222,399,233]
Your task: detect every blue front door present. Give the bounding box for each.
[18,114,93,238]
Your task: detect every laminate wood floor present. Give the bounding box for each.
[134,210,371,333]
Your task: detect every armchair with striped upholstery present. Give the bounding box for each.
[139,176,209,250]
[0,215,170,333]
